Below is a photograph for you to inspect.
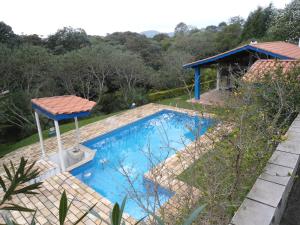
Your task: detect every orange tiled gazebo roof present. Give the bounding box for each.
[244,59,300,82]
[31,95,96,120]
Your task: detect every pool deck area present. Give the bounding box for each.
[0,103,230,224]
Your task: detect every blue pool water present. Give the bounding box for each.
[71,110,213,219]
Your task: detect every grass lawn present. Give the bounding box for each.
[0,111,122,158]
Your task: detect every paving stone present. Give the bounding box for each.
[247,179,285,207]
[277,140,300,155]
[231,198,275,225]
[259,163,293,186]
[268,150,299,169]
[285,130,300,143]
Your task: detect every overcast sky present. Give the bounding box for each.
[0,0,292,37]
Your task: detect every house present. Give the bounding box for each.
[183,41,300,102]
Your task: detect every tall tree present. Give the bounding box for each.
[0,21,19,46]
[174,22,190,36]
[242,5,275,41]
[46,27,90,54]
[267,0,300,43]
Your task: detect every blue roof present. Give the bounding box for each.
[183,44,293,69]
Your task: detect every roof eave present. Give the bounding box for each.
[183,45,294,69]
[32,103,92,121]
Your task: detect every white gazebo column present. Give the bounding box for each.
[74,117,80,150]
[34,111,45,158]
[54,120,66,171]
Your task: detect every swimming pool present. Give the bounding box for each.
[71,109,213,219]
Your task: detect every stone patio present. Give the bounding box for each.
[0,103,229,224]
[188,89,231,106]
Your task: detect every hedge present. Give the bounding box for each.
[148,80,216,102]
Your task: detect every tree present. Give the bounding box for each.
[21,34,44,46]
[0,21,19,46]
[151,50,193,89]
[105,31,163,70]
[46,27,91,54]
[0,44,54,142]
[174,22,190,36]
[215,17,244,52]
[153,33,170,42]
[111,51,149,107]
[56,43,112,105]
[242,5,275,41]
[267,0,300,43]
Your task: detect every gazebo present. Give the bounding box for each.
[31,95,96,171]
[183,41,300,101]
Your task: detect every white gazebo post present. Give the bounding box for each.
[54,120,65,171]
[34,111,45,158]
[74,116,80,150]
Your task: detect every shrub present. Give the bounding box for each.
[148,79,216,102]
[148,85,194,102]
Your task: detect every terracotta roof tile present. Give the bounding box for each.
[31,95,96,115]
[244,59,300,82]
[250,41,300,59]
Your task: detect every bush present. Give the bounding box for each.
[148,79,216,102]
[148,85,194,102]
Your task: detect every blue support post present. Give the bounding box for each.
[194,66,201,100]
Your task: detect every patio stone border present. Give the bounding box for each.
[230,114,300,225]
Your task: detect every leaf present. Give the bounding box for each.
[183,204,206,225]
[151,213,165,225]
[30,211,37,225]
[3,164,12,181]
[111,203,120,225]
[2,215,18,225]
[0,176,7,192]
[59,191,68,225]
[1,203,35,212]
[9,161,16,176]
[89,208,102,219]
[118,196,127,225]
[134,216,146,225]
[13,182,42,195]
[73,203,97,225]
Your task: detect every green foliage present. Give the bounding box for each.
[241,4,275,41]
[215,17,244,52]
[174,22,190,36]
[267,0,300,43]
[58,190,97,225]
[1,1,300,155]
[105,31,163,70]
[0,111,122,157]
[20,34,44,46]
[152,205,206,225]
[0,21,19,47]
[178,65,300,224]
[46,27,91,54]
[148,85,194,102]
[0,157,42,212]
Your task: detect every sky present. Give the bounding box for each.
[0,0,292,37]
